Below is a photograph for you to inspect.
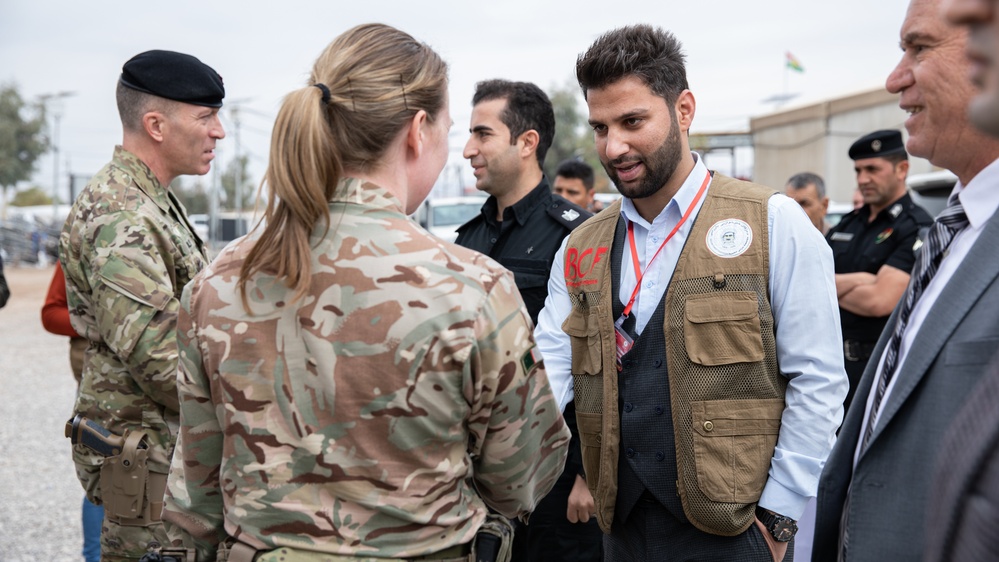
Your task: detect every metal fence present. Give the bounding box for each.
[0,217,60,265]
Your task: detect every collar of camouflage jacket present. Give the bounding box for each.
[112,145,172,214]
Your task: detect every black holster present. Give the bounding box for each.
[472,515,514,562]
[138,543,196,562]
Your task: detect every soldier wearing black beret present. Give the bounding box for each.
[59,49,224,561]
[120,49,225,108]
[826,129,933,413]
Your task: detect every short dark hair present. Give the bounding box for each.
[786,172,826,199]
[555,159,595,190]
[880,152,908,165]
[576,24,689,104]
[116,81,178,132]
[472,79,555,168]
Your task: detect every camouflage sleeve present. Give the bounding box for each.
[466,269,570,518]
[88,212,183,413]
[163,280,225,561]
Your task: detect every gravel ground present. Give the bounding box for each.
[0,264,86,561]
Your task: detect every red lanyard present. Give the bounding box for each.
[621,170,711,318]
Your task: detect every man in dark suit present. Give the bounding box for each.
[921,1,999,560]
[922,360,999,561]
[813,0,999,560]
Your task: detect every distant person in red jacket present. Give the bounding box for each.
[41,262,102,562]
[42,263,88,381]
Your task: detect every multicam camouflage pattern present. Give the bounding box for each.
[163,178,570,561]
[60,146,209,560]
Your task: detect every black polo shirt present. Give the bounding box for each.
[455,178,590,324]
[826,192,933,342]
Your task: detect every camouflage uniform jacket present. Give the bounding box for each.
[163,178,570,560]
[60,146,209,497]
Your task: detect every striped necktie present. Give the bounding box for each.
[841,199,969,560]
[859,198,969,452]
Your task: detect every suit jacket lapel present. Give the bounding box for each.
[839,305,894,469]
[868,210,999,446]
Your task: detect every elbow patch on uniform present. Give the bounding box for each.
[95,254,173,360]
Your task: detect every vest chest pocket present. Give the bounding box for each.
[690,399,784,503]
[561,299,602,376]
[684,291,765,366]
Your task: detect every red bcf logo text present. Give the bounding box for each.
[565,246,608,287]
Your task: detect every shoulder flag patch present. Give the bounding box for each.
[521,346,544,373]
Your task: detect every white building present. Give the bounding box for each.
[750,87,940,204]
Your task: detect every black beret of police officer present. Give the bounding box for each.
[120,50,225,107]
[848,129,907,161]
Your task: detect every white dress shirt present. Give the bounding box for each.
[854,157,999,467]
[534,154,847,520]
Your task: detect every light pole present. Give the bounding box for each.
[224,98,253,238]
[231,104,243,236]
[39,91,76,224]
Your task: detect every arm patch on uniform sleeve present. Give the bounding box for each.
[521,346,544,374]
[94,253,175,360]
[547,198,592,229]
[98,254,173,311]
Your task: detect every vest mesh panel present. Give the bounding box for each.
[574,366,604,413]
[667,273,785,534]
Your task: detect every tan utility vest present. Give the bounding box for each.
[561,174,787,536]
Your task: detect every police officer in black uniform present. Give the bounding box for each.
[827,129,933,413]
[456,79,599,562]
[456,79,590,323]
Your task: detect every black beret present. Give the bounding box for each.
[849,129,906,160]
[120,50,224,108]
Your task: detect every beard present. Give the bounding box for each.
[603,112,684,200]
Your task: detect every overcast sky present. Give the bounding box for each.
[1,0,912,202]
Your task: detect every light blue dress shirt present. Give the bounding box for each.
[534,154,848,520]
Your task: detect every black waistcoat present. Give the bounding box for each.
[609,217,686,526]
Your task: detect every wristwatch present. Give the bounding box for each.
[755,506,797,543]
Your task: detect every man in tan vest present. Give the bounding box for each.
[534,25,847,561]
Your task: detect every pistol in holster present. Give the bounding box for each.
[66,414,166,526]
[471,514,514,562]
[138,541,196,562]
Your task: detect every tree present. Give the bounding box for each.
[0,83,49,218]
[544,78,610,192]
[10,185,53,206]
[221,154,257,211]
[171,178,210,215]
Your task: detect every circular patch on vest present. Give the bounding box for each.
[705,219,753,258]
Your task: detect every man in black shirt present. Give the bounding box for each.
[554,159,601,213]
[457,80,589,323]
[456,79,598,562]
[826,129,932,412]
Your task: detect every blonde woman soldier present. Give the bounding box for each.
[159,24,569,562]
